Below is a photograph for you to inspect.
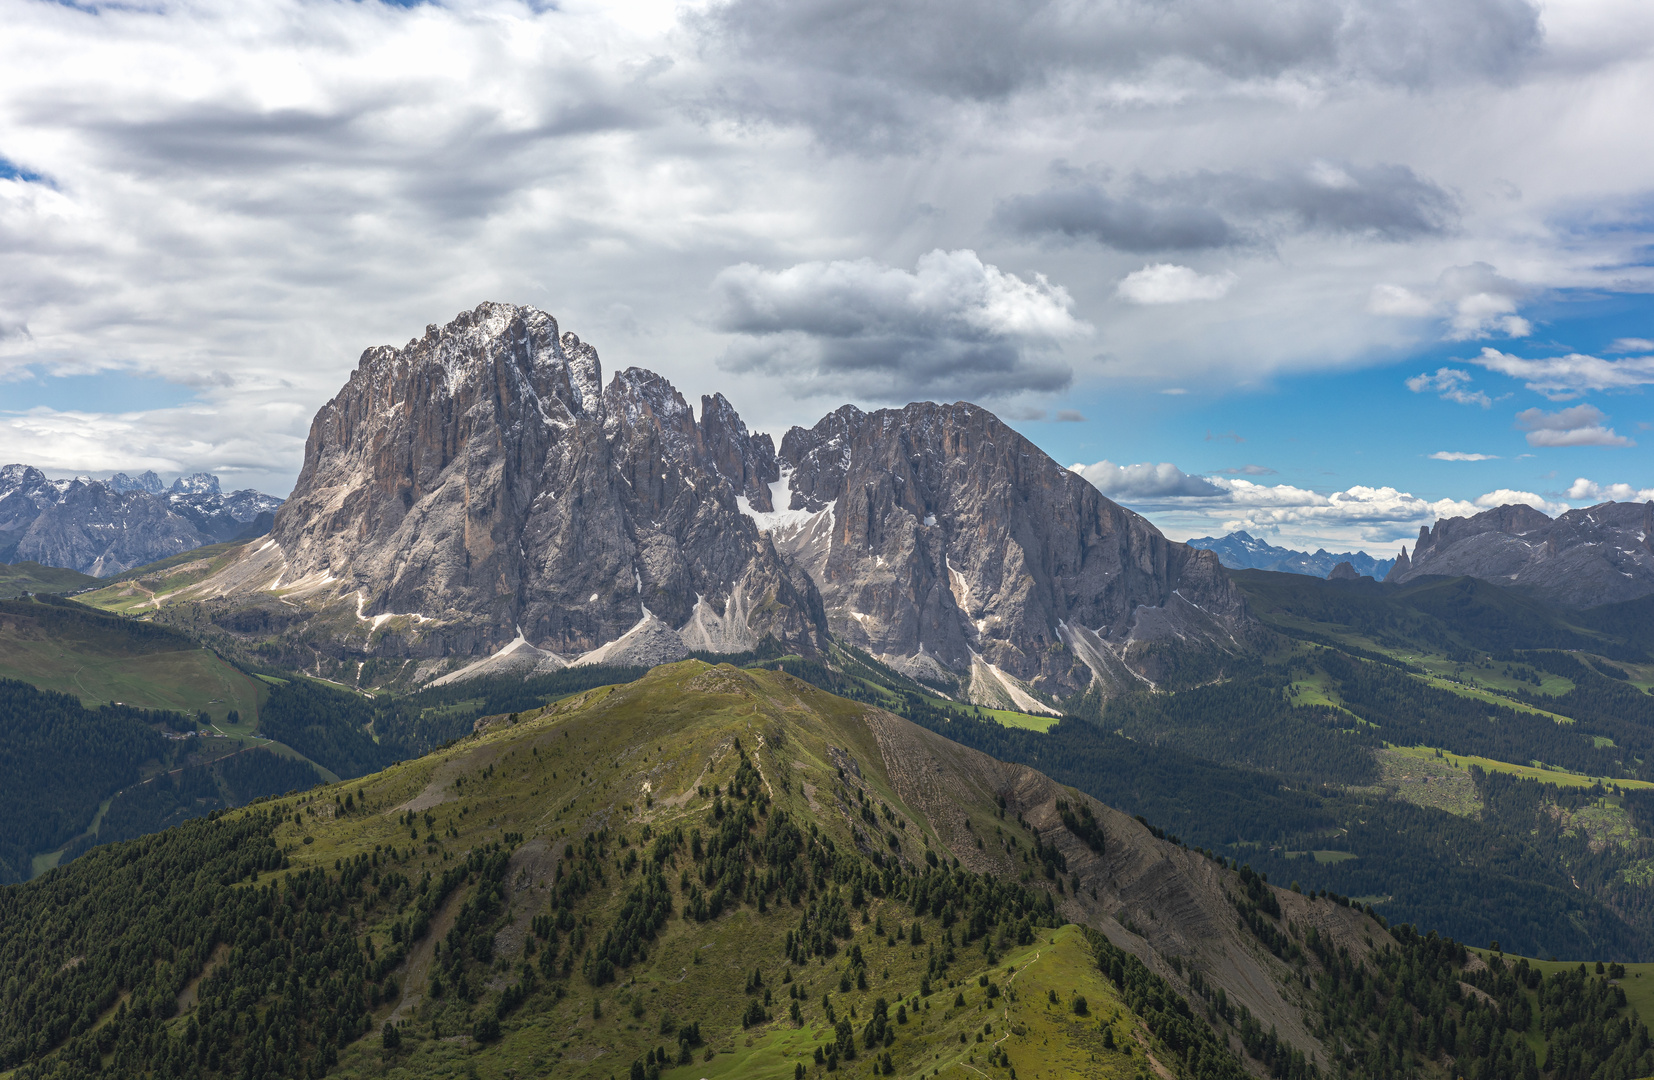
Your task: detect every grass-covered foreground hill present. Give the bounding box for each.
[8,662,1654,1080]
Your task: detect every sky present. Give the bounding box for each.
[1,0,1652,557]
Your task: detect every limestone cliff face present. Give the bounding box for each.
[766,401,1253,700]
[1387,500,1654,607]
[200,302,1248,695]
[265,303,823,660]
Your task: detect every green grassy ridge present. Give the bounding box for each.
[0,594,267,723]
[0,562,97,598]
[10,661,1649,1080]
[0,662,1261,1080]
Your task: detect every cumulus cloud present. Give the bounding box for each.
[1566,478,1654,502]
[1514,404,1635,447]
[1430,451,1498,460]
[1439,263,1532,340]
[1472,488,1569,515]
[1372,264,1533,341]
[1406,367,1492,407]
[1068,460,1223,498]
[713,249,1087,400]
[1070,456,1591,545]
[1608,338,1654,354]
[1472,347,1654,398]
[1116,264,1236,304]
[1068,457,1471,540]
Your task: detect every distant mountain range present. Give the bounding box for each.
[0,466,283,577]
[1388,500,1654,607]
[1186,531,1396,579]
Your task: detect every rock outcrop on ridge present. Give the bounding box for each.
[178,302,1253,701]
[1385,500,1654,608]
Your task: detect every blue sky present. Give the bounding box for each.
[1010,289,1654,549]
[2,0,1653,553]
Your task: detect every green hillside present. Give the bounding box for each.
[0,595,266,722]
[0,562,97,599]
[9,661,1654,1080]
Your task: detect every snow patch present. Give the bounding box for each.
[737,469,834,537]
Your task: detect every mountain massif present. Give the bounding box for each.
[0,466,282,577]
[1386,501,1654,607]
[1187,532,1395,580]
[131,302,1251,707]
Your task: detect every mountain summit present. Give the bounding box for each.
[146,303,1253,703]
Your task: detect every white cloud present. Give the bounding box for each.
[1115,264,1236,304]
[1439,263,1531,340]
[1371,264,1535,342]
[714,249,1088,400]
[0,402,309,483]
[1608,338,1654,354]
[1472,489,1570,515]
[1514,404,1635,447]
[1406,366,1492,407]
[1565,478,1654,502]
[1071,459,1491,545]
[1068,460,1222,498]
[1430,451,1499,460]
[1369,284,1435,317]
[1069,450,1641,547]
[1473,347,1654,397]
[0,0,1652,489]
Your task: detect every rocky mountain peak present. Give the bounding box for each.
[108,470,165,495]
[169,473,221,496]
[184,303,1250,702]
[1389,500,1654,606]
[251,303,826,668]
[699,391,780,511]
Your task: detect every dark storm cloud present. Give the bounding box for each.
[997,162,1457,251]
[77,82,645,223]
[695,0,1542,144]
[711,250,1085,401]
[993,186,1238,252]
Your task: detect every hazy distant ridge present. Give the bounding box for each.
[1188,530,1395,579]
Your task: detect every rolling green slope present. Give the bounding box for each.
[9,661,1654,1080]
[0,661,1368,1080]
[0,562,97,598]
[0,595,266,722]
